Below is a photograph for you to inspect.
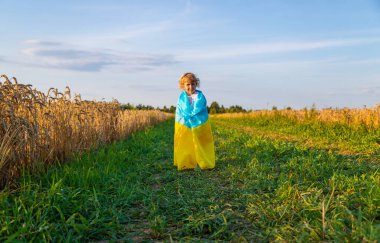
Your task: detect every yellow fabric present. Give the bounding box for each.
[174,120,215,170]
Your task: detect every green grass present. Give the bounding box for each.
[213,115,380,156]
[0,118,379,241]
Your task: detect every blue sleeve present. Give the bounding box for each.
[176,92,191,118]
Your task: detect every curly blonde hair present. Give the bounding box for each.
[178,72,200,90]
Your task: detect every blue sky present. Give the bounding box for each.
[1,0,380,109]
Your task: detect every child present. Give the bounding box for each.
[174,72,215,170]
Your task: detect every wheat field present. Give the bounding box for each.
[0,74,171,189]
[216,105,380,130]
[0,75,379,241]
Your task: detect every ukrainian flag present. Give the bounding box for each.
[174,90,215,170]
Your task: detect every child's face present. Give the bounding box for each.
[184,79,196,96]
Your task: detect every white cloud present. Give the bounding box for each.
[114,21,173,42]
[328,85,380,96]
[178,37,380,61]
[23,39,62,46]
[19,41,178,72]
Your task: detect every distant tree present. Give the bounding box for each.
[120,103,135,110]
[220,105,226,113]
[136,104,154,110]
[123,101,248,113]
[209,101,220,114]
[228,105,245,113]
[169,105,176,113]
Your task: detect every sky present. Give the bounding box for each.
[1,0,380,109]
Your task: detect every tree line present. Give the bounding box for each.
[120,101,248,114]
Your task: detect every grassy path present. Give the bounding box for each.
[1,118,379,241]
